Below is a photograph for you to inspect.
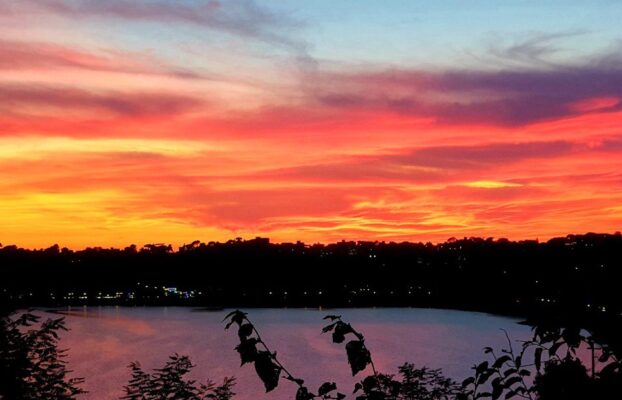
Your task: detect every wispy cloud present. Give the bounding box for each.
[7,0,308,53]
[0,39,201,78]
[482,30,588,67]
[258,141,575,187]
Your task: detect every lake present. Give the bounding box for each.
[42,307,532,399]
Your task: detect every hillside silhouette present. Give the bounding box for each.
[2,232,621,320]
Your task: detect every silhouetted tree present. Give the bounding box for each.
[121,354,235,400]
[0,308,84,399]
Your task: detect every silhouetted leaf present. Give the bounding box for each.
[562,327,581,348]
[462,377,475,387]
[235,338,259,365]
[361,375,379,392]
[493,355,511,369]
[322,322,337,333]
[238,323,253,339]
[492,382,503,400]
[224,310,247,330]
[345,340,371,375]
[476,361,489,375]
[333,322,354,344]
[477,370,494,385]
[296,386,314,400]
[534,347,543,372]
[491,377,501,388]
[254,351,282,392]
[503,368,517,377]
[318,382,337,395]
[285,375,305,386]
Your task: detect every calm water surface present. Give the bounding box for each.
[44,307,532,399]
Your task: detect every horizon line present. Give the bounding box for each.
[2,230,620,252]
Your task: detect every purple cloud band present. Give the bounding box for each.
[309,51,622,126]
[0,84,202,117]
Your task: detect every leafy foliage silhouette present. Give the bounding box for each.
[322,315,460,400]
[0,309,85,400]
[225,310,622,400]
[223,310,348,399]
[322,315,374,376]
[224,311,461,400]
[458,322,622,400]
[121,354,235,400]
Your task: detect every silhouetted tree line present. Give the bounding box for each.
[1,232,622,318]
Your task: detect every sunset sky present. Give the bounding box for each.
[2,0,622,248]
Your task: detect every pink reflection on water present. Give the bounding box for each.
[42,307,531,400]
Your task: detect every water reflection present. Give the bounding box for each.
[47,307,531,400]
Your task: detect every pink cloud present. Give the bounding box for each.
[0,39,200,78]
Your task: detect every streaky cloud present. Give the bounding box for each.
[0,83,203,117]
[308,48,622,126]
[13,0,308,53]
[0,39,202,79]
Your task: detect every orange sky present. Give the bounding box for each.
[1,1,622,249]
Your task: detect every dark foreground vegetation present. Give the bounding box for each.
[2,232,622,319]
[2,306,621,399]
[222,310,622,400]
